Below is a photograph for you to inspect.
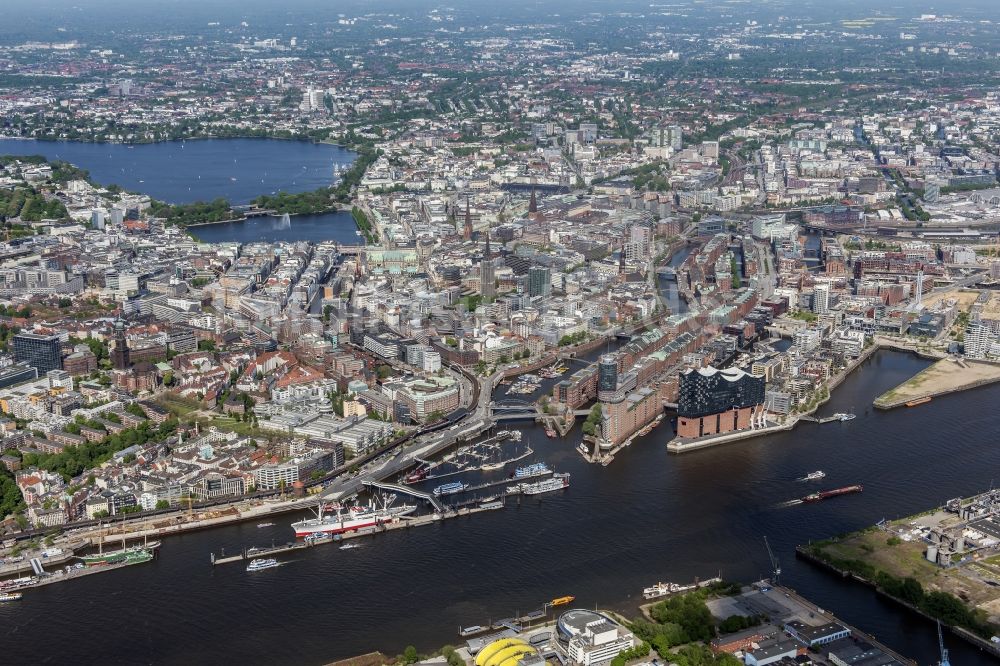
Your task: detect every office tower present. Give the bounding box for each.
[527,266,551,298]
[13,332,63,373]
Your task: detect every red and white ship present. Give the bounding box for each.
[291,496,417,538]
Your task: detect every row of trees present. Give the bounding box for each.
[0,187,68,222]
[0,467,25,520]
[253,188,337,215]
[20,417,179,481]
[582,404,602,436]
[558,331,588,346]
[808,542,997,638]
[150,197,237,227]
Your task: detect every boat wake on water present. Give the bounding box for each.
[776,499,804,508]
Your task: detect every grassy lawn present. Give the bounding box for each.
[156,394,203,417]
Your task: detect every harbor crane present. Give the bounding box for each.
[937,621,950,666]
[764,536,781,586]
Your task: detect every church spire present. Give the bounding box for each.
[528,188,537,214]
[463,197,473,241]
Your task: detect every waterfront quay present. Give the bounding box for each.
[702,584,915,664]
[797,487,1000,658]
[361,582,915,666]
[210,501,507,566]
[664,332,1000,454]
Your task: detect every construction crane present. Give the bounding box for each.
[764,536,781,586]
[937,621,950,666]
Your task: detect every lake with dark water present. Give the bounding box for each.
[2,350,997,665]
[188,212,362,246]
[0,137,355,205]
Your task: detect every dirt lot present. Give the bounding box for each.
[874,358,1000,407]
[920,288,981,311]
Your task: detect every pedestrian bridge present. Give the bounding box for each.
[362,479,444,512]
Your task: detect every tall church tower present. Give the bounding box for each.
[111,319,130,370]
[480,232,496,299]
[463,197,473,241]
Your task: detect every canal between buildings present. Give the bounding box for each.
[3,350,998,664]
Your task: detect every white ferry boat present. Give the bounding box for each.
[246,558,280,572]
[521,473,569,496]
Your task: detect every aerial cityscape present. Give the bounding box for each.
[3,0,1000,663]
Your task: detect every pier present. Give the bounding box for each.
[798,414,853,424]
[209,501,507,566]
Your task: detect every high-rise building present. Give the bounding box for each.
[965,319,993,359]
[598,355,618,394]
[13,332,63,373]
[813,284,830,315]
[647,125,683,151]
[480,233,496,299]
[527,266,551,297]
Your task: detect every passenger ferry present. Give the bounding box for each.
[520,473,570,496]
[246,558,280,572]
[433,482,468,496]
[514,462,549,478]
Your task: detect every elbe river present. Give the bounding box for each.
[3,353,997,665]
[0,139,994,664]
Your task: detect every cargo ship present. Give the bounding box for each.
[802,485,863,502]
[291,497,417,537]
